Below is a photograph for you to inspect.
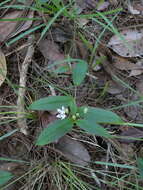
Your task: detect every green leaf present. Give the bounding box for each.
[77,106,88,118]
[36,118,73,145]
[72,61,88,86]
[54,65,70,74]
[76,119,111,137]
[137,158,143,178]
[29,96,73,111]
[84,107,122,124]
[69,99,77,115]
[0,171,13,186]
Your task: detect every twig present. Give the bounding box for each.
[17,35,34,135]
[49,85,56,96]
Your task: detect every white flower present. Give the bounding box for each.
[56,106,67,120]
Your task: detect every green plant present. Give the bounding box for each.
[0,171,13,187]
[28,60,122,145]
[29,96,122,146]
[137,158,143,178]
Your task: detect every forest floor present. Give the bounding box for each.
[1,0,143,189]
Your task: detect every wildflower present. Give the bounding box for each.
[56,106,67,120]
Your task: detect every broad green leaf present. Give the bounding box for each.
[0,171,13,186]
[72,61,88,86]
[77,106,88,118]
[54,65,70,74]
[69,99,77,115]
[84,107,122,124]
[36,118,73,145]
[76,119,111,137]
[29,96,73,111]
[137,158,143,178]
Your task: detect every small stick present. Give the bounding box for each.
[17,35,34,135]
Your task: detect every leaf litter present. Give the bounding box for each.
[128,1,143,15]
[1,0,143,189]
[112,54,143,76]
[0,10,33,42]
[55,135,91,166]
[108,29,143,57]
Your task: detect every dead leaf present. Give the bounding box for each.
[123,104,143,121]
[10,11,34,38]
[122,93,143,122]
[38,39,69,73]
[55,136,91,166]
[112,55,143,76]
[128,3,140,14]
[120,143,134,159]
[108,29,143,57]
[75,0,96,13]
[109,0,118,5]
[0,11,20,42]
[51,27,72,43]
[129,69,142,76]
[128,2,143,15]
[129,60,143,76]
[136,79,143,95]
[84,0,97,8]
[112,55,138,70]
[0,10,33,42]
[119,127,143,143]
[107,80,123,94]
[0,49,7,86]
[38,39,65,62]
[39,111,57,128]
[97,1,110,11]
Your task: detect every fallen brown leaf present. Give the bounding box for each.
[0,11,20,42]
[128,2,143,15]
[119,127,143,143]
[97,1,110,11]
[0,10,34,42]
[136,79,143,95]
[108,29,143,57]
[39,111,57,128]
[112,55,143,76]
[38,39,70,73]
[123,104,143,121]
[107,80,124,95]
[10,11,34,38]
[38,39,65,62]
[55,136,91,166]
[51,27,72,43]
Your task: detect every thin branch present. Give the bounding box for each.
[17,35,34,135]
